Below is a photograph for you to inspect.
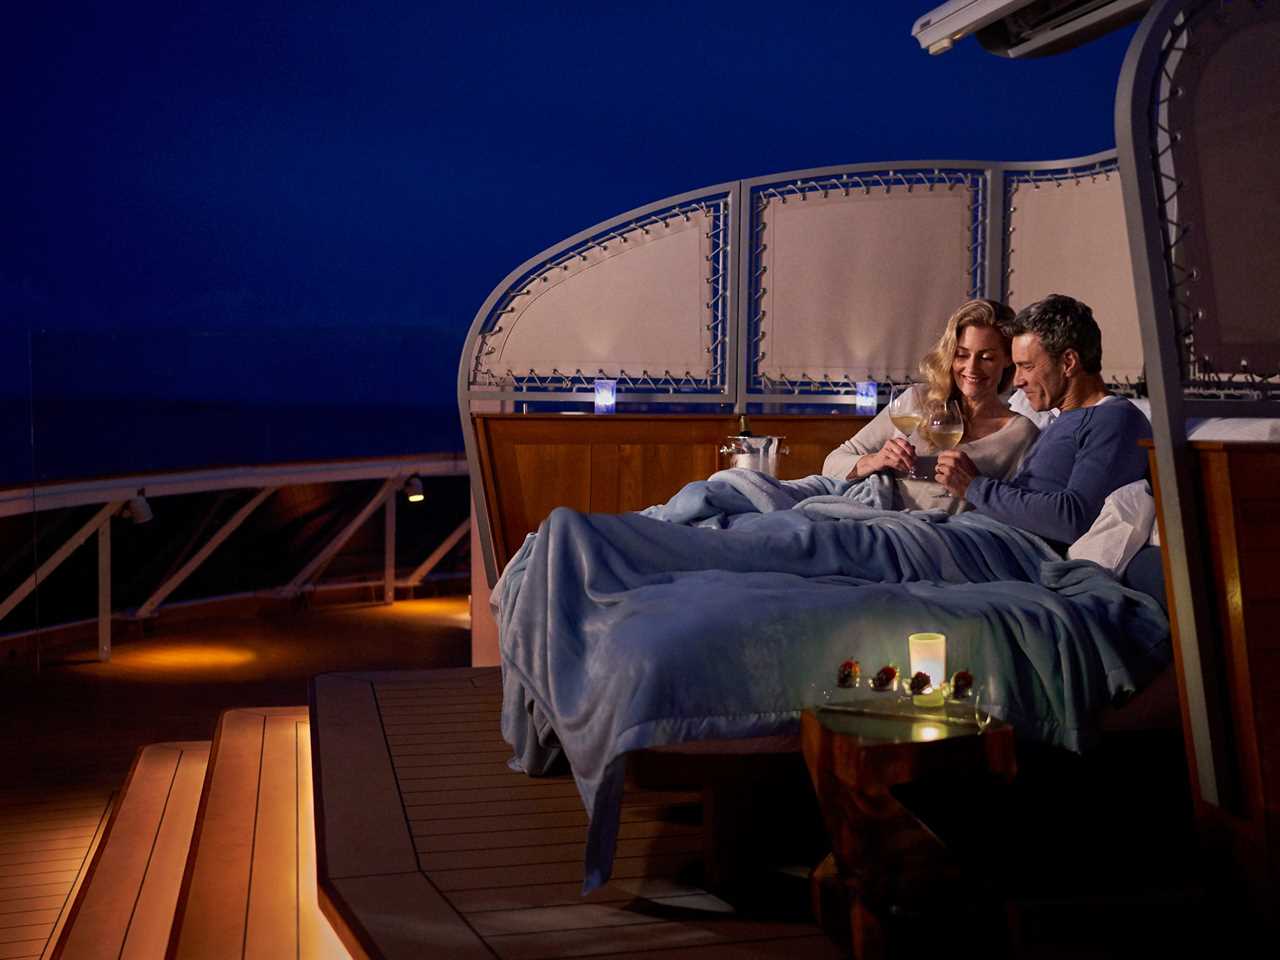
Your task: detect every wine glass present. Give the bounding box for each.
[887,383,925,478]
[973,684,995,732]
[924,399,964,496]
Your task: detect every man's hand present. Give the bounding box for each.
[935,450,979,498]
[855,437,916,478]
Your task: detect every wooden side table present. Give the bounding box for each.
[801,698,1016,958]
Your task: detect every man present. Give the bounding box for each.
[935,294,1152,547]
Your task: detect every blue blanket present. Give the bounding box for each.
[493,469,1171,892]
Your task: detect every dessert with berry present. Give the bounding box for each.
[837,659,860,688]
[870,664,898,691]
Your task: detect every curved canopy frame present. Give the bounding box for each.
[459,151,1127,412]
[1117,0,1280,811]
[459,149,1137,585]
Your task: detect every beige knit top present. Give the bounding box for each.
[821,405,1041,513]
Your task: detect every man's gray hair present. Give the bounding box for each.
[1000,294,1103,375]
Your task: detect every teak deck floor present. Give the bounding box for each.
[311,668,842,960]
[0,786,112,960]
[0,597,475,959]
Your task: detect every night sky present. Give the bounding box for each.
[4,2,1137,482]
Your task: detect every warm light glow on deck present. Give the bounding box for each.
[362,596,470,626]
[115,644,259,671]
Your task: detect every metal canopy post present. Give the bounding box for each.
[1115,0,1244,809]
[985,167,1005,300]
[731,178,750,415]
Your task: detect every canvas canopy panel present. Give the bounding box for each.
[1165,6,1280,378]
[1007,172,1144,384]
[755,186,974,385]
[471,210,713,386]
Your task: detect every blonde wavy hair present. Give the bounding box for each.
[917,298,1016,419]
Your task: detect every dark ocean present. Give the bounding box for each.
[2,325,467,487]
[3,395,463,487]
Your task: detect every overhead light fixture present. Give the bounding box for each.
[123,494,153,525]
[403,476,425,503]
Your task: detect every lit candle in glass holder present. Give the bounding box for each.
[594,378,617,414]
[911,722,944,742]
[908,632,946,707]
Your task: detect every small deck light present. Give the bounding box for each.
[403,476,425,503]
[855,380,878,413]
[594,378,617,414]
[123,494,153,524]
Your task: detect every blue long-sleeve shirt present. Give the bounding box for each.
[965,398,1152,547]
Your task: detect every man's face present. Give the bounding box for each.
[1011,333,1068,412]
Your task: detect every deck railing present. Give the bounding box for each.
[0,453,469,659]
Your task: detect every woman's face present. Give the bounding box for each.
[952,324,1010,405]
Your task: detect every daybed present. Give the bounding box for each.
[494,461,1175,890]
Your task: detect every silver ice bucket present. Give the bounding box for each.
[719,433,789,477]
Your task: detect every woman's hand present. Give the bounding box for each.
[856,437,916,478]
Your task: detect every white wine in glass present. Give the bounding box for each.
[890,412,922,435]
[926,400,964,494]
[887,383,925,478]
[932,425,964,450]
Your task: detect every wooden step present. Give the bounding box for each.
[52,742,208,960]
[167,707,349,960]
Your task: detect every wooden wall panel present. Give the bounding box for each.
[512,442,593,533]
[1226,447,1280,908]
[1153,440,1280,915]
[615,442,720,513]
[473,414,868,571]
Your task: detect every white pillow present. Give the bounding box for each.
[1007,389,1055,430]
[1067,479,1156,575]
[1119,397,1280,440]
[1188,418,1280,441]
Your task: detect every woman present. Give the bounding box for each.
[822,298,1039,512]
